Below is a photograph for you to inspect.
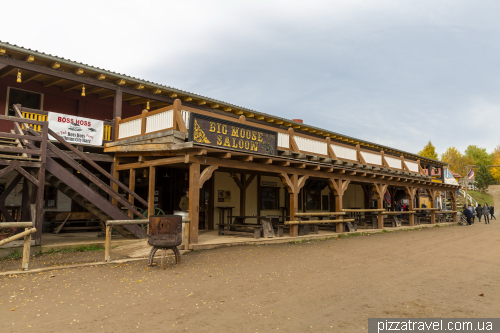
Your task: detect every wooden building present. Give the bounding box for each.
[0,41,459,247]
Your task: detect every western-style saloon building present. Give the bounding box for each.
[0,41,459,247]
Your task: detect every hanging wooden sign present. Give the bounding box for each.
[188,114,277,156]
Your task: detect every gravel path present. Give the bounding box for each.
[1,222,499,332]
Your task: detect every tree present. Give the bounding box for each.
[474,164,495,192]
[492,144,500,182]
[464,145,493,166]
[440,147,474,178]
[418,141,438,160]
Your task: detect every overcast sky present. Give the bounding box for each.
[3,0,500,156]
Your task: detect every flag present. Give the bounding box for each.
[467,169,475,179]
[384,190,391,205]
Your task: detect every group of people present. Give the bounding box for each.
[462,202,496,225]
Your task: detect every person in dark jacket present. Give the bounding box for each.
[476,203,482,222]
[469,204,475,223]
[490,205,496,220]
[483,203,490,224]
[463,206,474,225]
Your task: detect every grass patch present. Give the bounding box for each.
[1,250,23,260]
[43,244,104,255]
[469,190,494,206]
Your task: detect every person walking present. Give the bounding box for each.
[476,203,482,222]
[469,204,475,223]
[463,205,473,226]
[483,203,490,224]
[490,205,496,220]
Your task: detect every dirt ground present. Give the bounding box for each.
[1,222,499,333]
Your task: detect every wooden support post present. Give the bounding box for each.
[128,169,136,218]
[240,173,246,216]
[404,186,416,226]
[114,117,121,141]
[34,124,47,246]
[105,225,112,262]
[111,160,119,207]
[112,88,122,141]
[377,198,384,229]
[289,174,299,237]
[22,227,31,271]
[451,191,458,222]
[148,166,156,216]
[372,183,388,229]
[20,178,30,222]
[189,163,200,245]
[279,173,309,237]
[427,189,437,224]
[328,178,351,233]
[141,109,148,135]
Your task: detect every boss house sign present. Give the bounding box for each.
[189,114,277,156]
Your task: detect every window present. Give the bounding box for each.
[44,186,58,208]
[305,190,321,210]
[7,88,42,116]
[260,187,280,210]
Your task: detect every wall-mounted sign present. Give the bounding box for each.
[261,181,277,187]
[218,190,231,202]
[189,114,277,156]
[48,112,103,146]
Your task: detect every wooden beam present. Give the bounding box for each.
[23,73,43,83]
[115,156,186,170]
[0,67,16,78]
[99,92,115,99]
[199,166,218,188]
[63,83,83,92]
[43,78,66,87]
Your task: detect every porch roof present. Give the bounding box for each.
[0,40,447,167]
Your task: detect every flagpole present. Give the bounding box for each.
[465,167,468,208]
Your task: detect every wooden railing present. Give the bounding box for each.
[115,99,432,176]
[0,222,36,271]
[18,106,113,143]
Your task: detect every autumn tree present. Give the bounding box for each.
[492,144,500,182]
[464,145,493,166]
[441,147,474,178]
[418,141,438,160]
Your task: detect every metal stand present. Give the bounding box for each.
[148,246,181,269]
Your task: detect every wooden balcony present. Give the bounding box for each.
[113,99,438,181]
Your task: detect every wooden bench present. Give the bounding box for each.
[285,218,356,235]
[218,223,263,238]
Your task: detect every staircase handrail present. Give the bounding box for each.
[23,127,147,220]
[459,189,478,207]
[45,128,148,207]
[13,104,148,209]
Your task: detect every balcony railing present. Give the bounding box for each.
[115,100,431,176]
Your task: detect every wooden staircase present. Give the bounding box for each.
[0,105,148,243]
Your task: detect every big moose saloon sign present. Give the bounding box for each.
[189,114,277,156]
[48,112,103,146]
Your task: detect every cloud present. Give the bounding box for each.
[3,0,500,156]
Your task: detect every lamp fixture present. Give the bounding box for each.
[143,169,148,178]
[146,99,150,110]
[81,85,86,97]
[16,69,22,83]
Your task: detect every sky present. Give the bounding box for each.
[3,0,500,157]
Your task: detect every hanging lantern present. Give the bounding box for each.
[81,85,86,97]
[17,69,22,83]
[143,169,148,178]
[146,99,150,110]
